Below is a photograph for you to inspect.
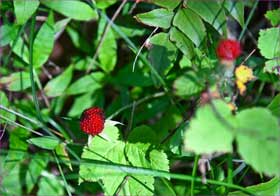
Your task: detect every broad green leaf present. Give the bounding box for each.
[114,65,154,87]
[80,123,169,195]
[152,106,183,140]
[184,100,235,154]
[33,13,55,68]
[66,72,104,95]
[0,72,31,91]
[41,0,98,21]
[12,37,29,63]
[224,0,244,27]
[258,27,280,59]
[0,164,22,195]
[128,125,159,144]
[38,173,65,196]
[135,9,174,29]
[14,0,39,25]
[169,27,194,59]
[68,92,96,117]
[173,8,206,46]
[187,0,227,35]
[0,91,16,123]
[268,94,280,117]
[25,154,49,193]
[149,149,169,172]
[0,24,19,46]
[173,71,205,97]
[44,65,73,97]
[265,8,280,26]
[96,0,117,9]
[236,108,280,176]
[150,0,181,10]
[27,136,60,150]
[97,16,117,72]
[264,59,280,75]
[149,33,177,75]
[4,128,29,170]
[229,177,280,196]
[80,139,127,194]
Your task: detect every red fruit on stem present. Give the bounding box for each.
[216,39,241,61]
[80,107,105,136]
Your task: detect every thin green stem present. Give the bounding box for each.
[227,154,233,184]
[238,0,259,41]
[28,13,43,122]
[190,155,200,196]
[54,152,72,196]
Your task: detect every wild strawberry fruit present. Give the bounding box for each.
[216,39,241,61]
[80,107,105,136]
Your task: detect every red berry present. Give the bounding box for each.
[216,39,241,61]
[80,107,105,136]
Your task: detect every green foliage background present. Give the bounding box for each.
[0,0,280,195]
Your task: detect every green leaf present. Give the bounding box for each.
[66,27,91,53]
[0,24,19,47]
[0,91,16,123]
[224,0,244,27]
[169,27,194,59]
[268,94,280,117]
[68,92,96,117]
[184,100,235,154]
[150,0,181,10]
[173,71,205,97]
[27,136,60,150]
[44,66,73,97]
[258,27,280,59]
[149,32,177,75]
[1,164,22,195]
[13,0,39,25]
[97,16,117,72]
[4,128,29,170]
[79,123,169,195]
[12,37,29,63]
[66,72,104,95]
[179,56,192,69]
[229,177,280,196]
[152,106,183,140]
[128,125,159,144]
[236,108,280,176]
[135,8,174,29]
[169,122,188,155]
[96,0,117,9]
[265,8,280,26]
[264,59,280,75]
[187,0,227,35]
[33,13,55,68]
[0,72,31,91]
[38,173,65,196]
[173,8,206,46]
[55,143,72,170]
[114,65,154,87]
[25,154,49,193]
[41,0,98,21]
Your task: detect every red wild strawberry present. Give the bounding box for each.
[80,107,105,136]
[216,39,241,61]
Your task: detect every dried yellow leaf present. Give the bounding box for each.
[235,65,255,83]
